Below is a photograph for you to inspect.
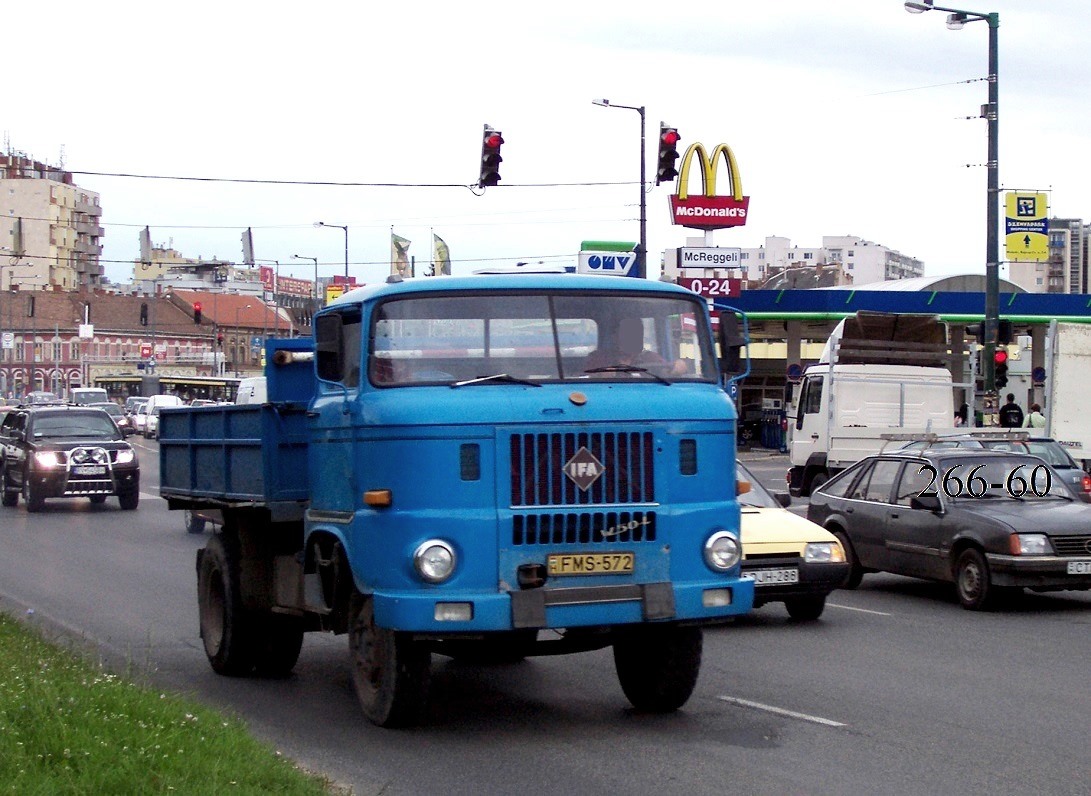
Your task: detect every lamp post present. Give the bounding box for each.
[292,254,320,304]
[234,304,251,376]
[905,0,1000,393]
[592,98,647,279]
[315,222,349,279]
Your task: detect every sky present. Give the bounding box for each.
[6,0,1091,287]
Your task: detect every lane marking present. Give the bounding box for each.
[718,695,847,727]
[827,602,892,616]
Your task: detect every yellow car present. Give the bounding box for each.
[738,462,848,620]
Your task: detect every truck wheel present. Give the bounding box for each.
[806,471,828,496]
[118,492,139,511]
[24,481,44,513]
[184,510,207,534]
[785,596,826,621]
[197,535,257,676]
[348,595,431,727]
[613,625,702,713]
[253,615,304,678]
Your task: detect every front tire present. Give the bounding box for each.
[834,530,864,589]
[785,595,826,621]
[1,469,17,508]
[197,535,257,675]
[613,625,702,713]
[89,494,107,505]
[24,480,44,513]
[955,548,1004,611]
[119,491,139,511]
[348,595,431,727]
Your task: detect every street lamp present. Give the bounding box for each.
[315,222,349,279]
[592,98,647,279]
[291,254,320,303]
[905,0,1000,393]
[234,304,252,376]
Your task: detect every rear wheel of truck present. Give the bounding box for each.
[613,624,702,713]
[198,535,257,676]
[348,594,431,728]
[184,510,206,534]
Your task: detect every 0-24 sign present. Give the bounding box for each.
[679,277,741,298]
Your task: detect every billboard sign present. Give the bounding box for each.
[678,247,741,270]
[669,143,750,230]
[577,251,638,277]
[678,277,741,299]
[1004,191,1048,262]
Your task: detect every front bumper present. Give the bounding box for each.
[742,559,850,607]
[986,553,1091,591]
[371,577,755,634]
[29,466,140,499]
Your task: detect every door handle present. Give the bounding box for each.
[810,434,819,439]
[890,512,900,519]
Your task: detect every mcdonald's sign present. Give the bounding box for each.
[668,143,750,231]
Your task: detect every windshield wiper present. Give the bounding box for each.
[583,365,670,385]
[451,373,541,388]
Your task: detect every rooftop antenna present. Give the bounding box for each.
[58,144,66,170]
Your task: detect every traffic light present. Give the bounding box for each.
[193,302,202,325]
[994,349,1009,389]
[965,321,984,341]
[998,319,1013,345]
[216,333,224,347]
[478,125,504,188]
[655,124,681,185]
[140,302,148,326]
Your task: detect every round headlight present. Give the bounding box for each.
[704,530,741,572]
[413,540,456,583]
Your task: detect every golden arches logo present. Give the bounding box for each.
[676,143,744,201]
[669,142,750,231]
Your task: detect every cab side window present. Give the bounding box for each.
[895,462,936,505]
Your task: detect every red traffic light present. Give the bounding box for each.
[484,133,503,149]
[994,349,1008,365]
[661,129,680,146]
[193,302,202,312]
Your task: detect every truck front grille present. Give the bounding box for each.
[512,510,657,546]
[510,431,654,507]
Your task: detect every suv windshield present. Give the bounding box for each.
[31,412,122,440]
[369,291,717,386]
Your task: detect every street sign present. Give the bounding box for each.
[140,344,152,358]
[678,277,741,299]
[677,247,741,270]
[1,332,13,350]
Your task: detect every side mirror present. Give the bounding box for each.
[737,479,752,495]
[774,491,792,508]
[717,311,745,376]
[910,493,943,512]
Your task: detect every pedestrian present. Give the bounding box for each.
[1025,403,1046,429]
[998,393,1024,428]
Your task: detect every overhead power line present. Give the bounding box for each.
[68,170,634,189]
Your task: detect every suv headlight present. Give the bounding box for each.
[703,530,741,572]
[804,542,846,563]
[1010,533,1052,556]
[413,540,456,583]
[33,451,63,468]
[115,448,136,464]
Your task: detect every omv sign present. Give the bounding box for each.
[577,251,638,277]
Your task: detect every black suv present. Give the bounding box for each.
[0,405,140,512]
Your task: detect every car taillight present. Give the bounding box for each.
[1082,475,1091,494]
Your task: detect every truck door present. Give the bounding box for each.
[791,374,825,466]
[312,310,363,514]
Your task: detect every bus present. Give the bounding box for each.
[94,374,241,403]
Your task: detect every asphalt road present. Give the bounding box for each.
[0,439,1088,796]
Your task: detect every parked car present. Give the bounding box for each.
[737,462,848,620]
[892,431,1091,501]
[89,401,133,436]
[0,405,140,512]
[808,449,1091,610]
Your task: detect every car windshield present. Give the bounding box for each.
[369,291,717,386]
[737,464,782,508]
[932,455,1072,501]
[31,413,121,440]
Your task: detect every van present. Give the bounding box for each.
[143,394,185,439]
[235,377,267,405]
[71,387,109,406]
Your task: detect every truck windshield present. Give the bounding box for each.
[369,291,717,386]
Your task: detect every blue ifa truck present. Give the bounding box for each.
[159,271,754,727]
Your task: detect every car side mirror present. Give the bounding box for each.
[910,493,942,512]
[774,491,792,508]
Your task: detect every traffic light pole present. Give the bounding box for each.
[637,105,647,280]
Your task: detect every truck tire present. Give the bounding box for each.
[348,594,431,728]
[184,510,207,534]
[253,615,304,678]
[613,624,702,713]
[806,470,829,496]
[197,535,257,676]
